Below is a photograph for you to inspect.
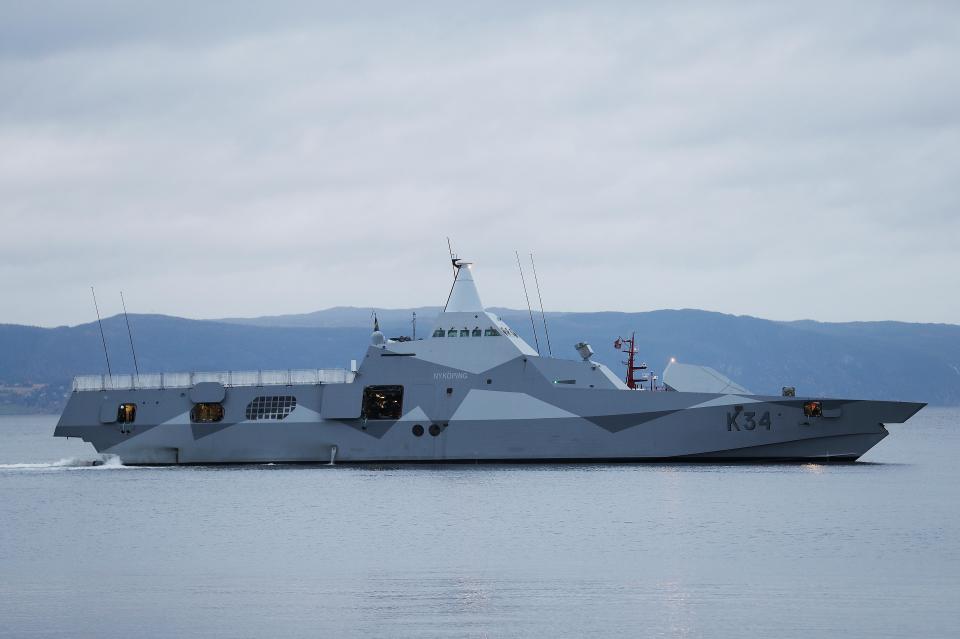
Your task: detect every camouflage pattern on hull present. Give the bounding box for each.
[54,261,925,464]
[54,372,922,464]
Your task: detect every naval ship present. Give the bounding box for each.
[55,259,924,464]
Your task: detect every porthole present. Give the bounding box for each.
[429,424,441,436]
[412,424,424,437]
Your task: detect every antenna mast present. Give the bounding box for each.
[614,332,650,390]
[446,237,457,274]
[515,250,541,354]
[90,286,113,384]
[120,291,140,378]
[443,237,459,311]
[529,253,552,357]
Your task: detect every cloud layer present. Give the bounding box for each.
[2,1,958,326]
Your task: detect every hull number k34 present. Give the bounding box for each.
[727,409,772,431]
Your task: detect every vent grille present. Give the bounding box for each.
[246,396,297,421]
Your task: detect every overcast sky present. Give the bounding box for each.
[1,1,958,327]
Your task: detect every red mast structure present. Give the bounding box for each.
[614,332,650,390]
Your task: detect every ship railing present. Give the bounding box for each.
[71,368,356,392]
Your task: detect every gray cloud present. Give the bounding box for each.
[1,1,958,326]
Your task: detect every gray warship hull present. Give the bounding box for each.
[54,260,924,464]
[54,355,923,465]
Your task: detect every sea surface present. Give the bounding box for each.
[1,409,958,638]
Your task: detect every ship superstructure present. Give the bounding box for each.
[55,259,924,464]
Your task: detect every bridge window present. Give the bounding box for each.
[803,401,822,418]
[472,327,481,337]
[484,328,501,336]
[191,402,224,423]
[246,395,297,420]
[117,403,136,424]
[459,328,470,337]
[362,385,404,420]
[447,328,458,337]
[432,329,445,338]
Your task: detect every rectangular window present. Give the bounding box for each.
[117,403,137,423]
[362,385,404,420]
[803,401,822,418]
[191,402,225,423]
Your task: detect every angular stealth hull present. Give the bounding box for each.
[54,357,924,465]
[54,259,925,464]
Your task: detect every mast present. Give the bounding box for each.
[443,238,460,312]
[614,332,650,390]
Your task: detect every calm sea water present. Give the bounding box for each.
[1,409,958,638]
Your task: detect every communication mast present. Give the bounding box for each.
[614,332,657,390]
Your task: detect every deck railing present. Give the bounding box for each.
[71,368,355,392]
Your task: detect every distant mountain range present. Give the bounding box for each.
[2,307,958,413]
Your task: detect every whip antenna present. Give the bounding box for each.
[529,253,552,357]
[515,250,541,354]
[446,237,457,274]
[443,237,459,311]
[120,291,140,379]
[90,286,113,385]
